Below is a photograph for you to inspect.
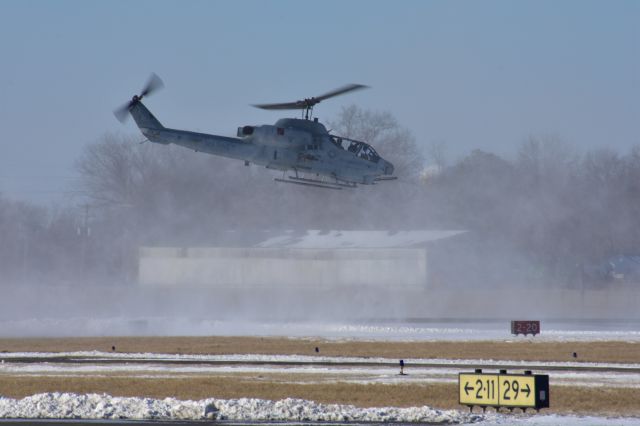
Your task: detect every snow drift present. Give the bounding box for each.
[0,392,477,423]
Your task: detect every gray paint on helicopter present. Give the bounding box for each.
[117,75,394,188]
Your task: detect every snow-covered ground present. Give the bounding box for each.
[0,392,474,423]
[2,317,640,341]
[0,392,638,425]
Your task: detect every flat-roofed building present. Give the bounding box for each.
[138,230,464,288]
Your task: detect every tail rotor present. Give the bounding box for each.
[114,73,164,123]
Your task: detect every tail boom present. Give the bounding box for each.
[129,101,164,131]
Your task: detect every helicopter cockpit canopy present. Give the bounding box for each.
[330,135,381,163]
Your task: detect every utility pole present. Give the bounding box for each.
[78,203,91,281]
[20,222,28,283]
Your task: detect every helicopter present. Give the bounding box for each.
[114,74,396,190]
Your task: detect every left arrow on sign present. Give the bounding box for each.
[464,382,474,396]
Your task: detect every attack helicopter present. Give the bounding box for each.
[114,74,396,190]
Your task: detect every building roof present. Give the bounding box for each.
[254,230,465,249]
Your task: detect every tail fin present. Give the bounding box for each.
[129,101,164,130]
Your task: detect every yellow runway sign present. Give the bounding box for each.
[459,374,499,406]
[459,372,549,410]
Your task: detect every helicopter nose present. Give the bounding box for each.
[383,160,394,175]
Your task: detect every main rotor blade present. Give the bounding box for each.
[253,84,369,111]
[253,101,307,110]
[314,84,369,102]
[140,73,164,98]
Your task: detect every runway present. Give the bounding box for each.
[0,421,424,426]
[2,351,639,390]
[0,422,215,426]
[3,352,640,374]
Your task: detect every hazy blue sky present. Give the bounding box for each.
[1,0,638,203]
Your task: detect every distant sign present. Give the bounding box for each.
[459,371,549,411]
[511,320,540,336]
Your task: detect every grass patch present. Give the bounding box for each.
[1,376,639,416]
[0,336,639,363]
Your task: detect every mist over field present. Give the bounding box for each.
[0,0,636,340]
[2,103,640,336]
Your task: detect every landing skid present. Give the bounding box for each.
[292,176,358,188]
[274,175,359,190]
[374,176,398,181]
[275,177,343,190]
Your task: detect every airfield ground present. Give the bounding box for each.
[1,336,640,363]
[0,337,639,416]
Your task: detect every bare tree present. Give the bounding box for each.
[75,133,145,207]
[427,139,447,171]
[517,134,578,192]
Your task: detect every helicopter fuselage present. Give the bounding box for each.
[130,101,394,186]
[235,118,393,184]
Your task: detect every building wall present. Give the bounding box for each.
[139,247,427,288]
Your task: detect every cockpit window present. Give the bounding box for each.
[330,136,380,163]
[330,136,347,150]
[358,144,380,162]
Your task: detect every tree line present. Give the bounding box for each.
[1,105,638,287]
